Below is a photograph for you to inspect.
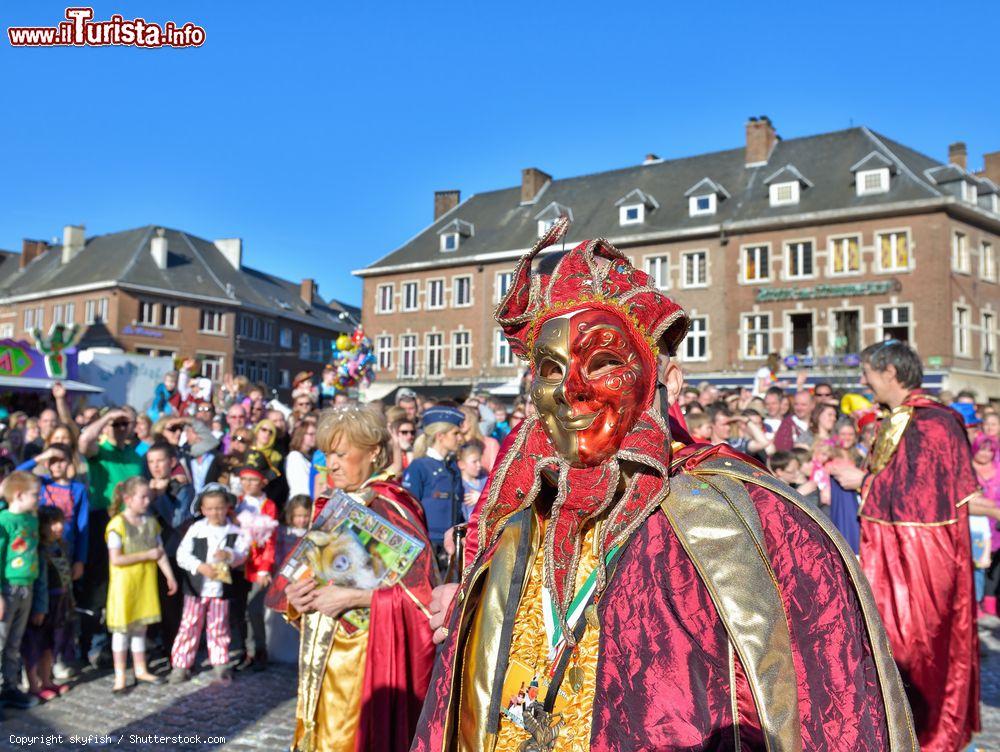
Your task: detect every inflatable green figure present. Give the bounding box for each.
[31,322,82,380]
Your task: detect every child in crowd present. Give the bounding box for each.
[267,495,310,664]
[685,412,713,442]
[490,404,511,443]
[232,452,277,672]
[0,471,42,709]
[457,444,487,522]
[319,365,338,409]
[171,484,248,683]
[106,477,177,693]
[768,451,821,509]
[16,444,89,582]
[24,506,74,702]
[806,439,840,508]
[149,370,178,422]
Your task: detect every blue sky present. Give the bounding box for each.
[2,1,998,306]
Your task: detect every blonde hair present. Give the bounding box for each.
[110,477,149,517]
[0,471,40,503]
[413,422,456,459]
[315,405,392,473]
[459,405,484,442]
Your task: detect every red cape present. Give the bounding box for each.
[860,397,980,751]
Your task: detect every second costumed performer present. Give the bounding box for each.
[411,217,915,752]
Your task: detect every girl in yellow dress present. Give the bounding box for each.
[105,477,178,693]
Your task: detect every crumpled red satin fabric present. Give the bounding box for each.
[861,401,980,752]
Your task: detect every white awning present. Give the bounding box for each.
[0,376,103,394]
[360,382,397,403]
[489,377,522,397]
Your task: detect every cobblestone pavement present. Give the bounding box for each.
[0,625,999,751]
[0,654,297,751]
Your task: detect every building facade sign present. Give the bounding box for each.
[755,280,900,303]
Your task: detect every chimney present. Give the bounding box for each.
[948,142,968,170]
[300,278,316,307]
[745,116,777,166]
[983,151,1000,185]
[61,225,85,264]
[521,167,551,203]
[214,238,242,270]
[19,239,50,269]
[150,228,168,270]
[434,190,460,220]
[643,153,661,165]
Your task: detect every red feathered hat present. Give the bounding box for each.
[495,217,689,369]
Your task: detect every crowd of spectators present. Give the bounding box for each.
[0,356,998,713]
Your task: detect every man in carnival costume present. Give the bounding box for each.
[830,340,991,752]
[411,218,915,752]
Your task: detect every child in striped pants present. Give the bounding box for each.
[170,484,248,683]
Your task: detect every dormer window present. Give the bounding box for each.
[769,182,799,206]
[535,202,573,237]
[440,232,459,252]
[962,181,979,204]
[856,168,890,196]
[437,218,474,253]
[619,204,644,225]
[688,194,716,216]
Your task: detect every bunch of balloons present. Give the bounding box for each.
[330,326,377,392]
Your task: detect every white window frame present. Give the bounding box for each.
[426,278,445,310]
[875,229,911,273]
[495,271,513,303]
[494,328,515,367]
[982,311,997,372]
[279,369,291,389]
[741,243,770,284]
[688,194,716,217]
[953,231,971,274]
[139,301,157,326]
[682,315,709,362]
[399,334,418,379]
[64,302,75,324]
[199,309,225,334]
[537,218,555,237]
[784,239,815,280]
[877,304,913,343]
[980,241,996,282]
[827,234,862,277]
[681,250,708,289]
[644,255,670,290]
[769,181,800,206]
[954,304,972,358]
[279,327,292,349]
[426,332,444,378]
[160,304,178,329]
[23,307,35,331]
[962,182,979,204]
[376,334,393,371]
[401,281,419,312]
[440,232,459,252]
[741,313,771,360]
[619,204,644,225]
[452,330,471,369]
[0,323,14,338]
[85,300,95,325]
[376,283,395,314]
[198,354,223,382]
[52,304,64,325]
[856,168,890,196]
[453,275,472,308]
[299,333,310,359]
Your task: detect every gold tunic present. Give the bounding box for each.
[492,520,601,752]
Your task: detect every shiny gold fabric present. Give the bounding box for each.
[867,405,914,474]
[492,519,602,752]
[292,617,369,752]
[662,471,803,751]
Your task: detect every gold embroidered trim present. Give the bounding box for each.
[867,405,913,474]
[859,514,957,528]
[956,491,977,508]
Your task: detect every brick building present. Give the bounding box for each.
[356,120,1000,399]
[0,225,358,393]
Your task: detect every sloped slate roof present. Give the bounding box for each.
[0,226,357,331]
[358,126,958,274]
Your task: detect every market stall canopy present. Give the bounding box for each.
[0,339,103,394]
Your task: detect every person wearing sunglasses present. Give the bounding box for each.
[78,408,145,669]
[388,418,417,474]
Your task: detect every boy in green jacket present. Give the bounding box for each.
[0,471,41,710]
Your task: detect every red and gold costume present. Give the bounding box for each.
[860,394,981,752]
[411,219,914,752]
[291,474,436,752]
